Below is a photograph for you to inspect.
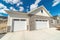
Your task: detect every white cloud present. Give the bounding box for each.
[35,0,41,4]
[17,3,20,6]
[30,4,38,10]
[30,0,41,10]
[0,3,8,10]
[52,0,60,7]
[0,3,9,14]
[17,2,23,6]
[26,6,29,12]
[10,6,24,12]
[19,6,24,11]
[0,9,7,14]
[10,7,17,11]
[3,0,21,4]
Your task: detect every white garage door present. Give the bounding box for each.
[13,19,27,31]
[36,20,49,29]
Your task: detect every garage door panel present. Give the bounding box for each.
[13,19,27,31]
[36,20,49,29]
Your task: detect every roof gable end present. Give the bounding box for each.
[28,5,52,17]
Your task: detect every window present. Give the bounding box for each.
[36,20,47,22]
[14,19,26,21]
[21,19,26,21]
[14,19,19,21]
[36,20,42,21]
[41,10,43,13]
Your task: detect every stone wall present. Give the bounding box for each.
[29,15,55,30]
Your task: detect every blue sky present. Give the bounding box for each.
[0,0,60,16]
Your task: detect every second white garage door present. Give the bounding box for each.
[13,19,27,31]
[36,20,49,29]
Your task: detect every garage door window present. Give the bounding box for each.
[36,20,47,22]
[21,19,26,21]
[14,19,26,21]
[14,19,19,21]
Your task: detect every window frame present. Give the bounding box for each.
[41,10,43,13]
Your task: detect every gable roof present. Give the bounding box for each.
[5,5,52,17]
[5,10,28,15]
[28,5,52,17]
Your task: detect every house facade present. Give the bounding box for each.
[5,5,54,32]
[0,16,7,33]
[53,16,60,27]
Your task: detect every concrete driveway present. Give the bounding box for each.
[0,28,60,40]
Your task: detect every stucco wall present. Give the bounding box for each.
[7,13,29,32]
[29,15,51,30]
[29,15,56,30]
[7,13,55,31]
[35,8,50,17]
[7,10,54,31]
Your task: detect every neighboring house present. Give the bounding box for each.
[5,5,53,32]
[0,16,7,20]
[53,15,60,27]
[0,16,7,33]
